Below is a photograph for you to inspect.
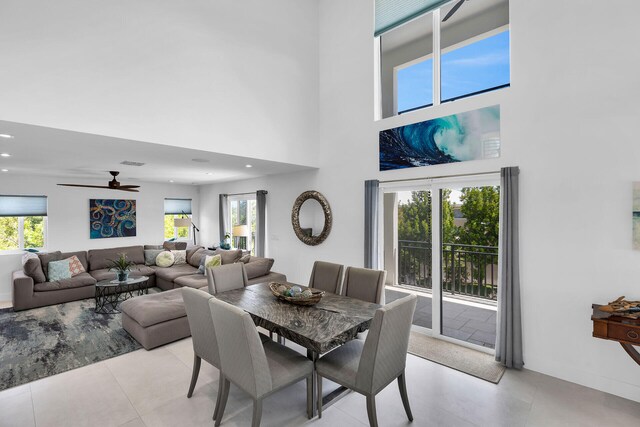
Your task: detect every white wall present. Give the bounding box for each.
[199,0,640,402]
[0,0,319,167]
[0,174,199,301]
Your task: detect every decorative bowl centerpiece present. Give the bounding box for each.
[269,282,324,306]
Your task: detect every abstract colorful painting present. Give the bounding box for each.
[379,105,501,171]
[89,199,136,239]
[633,183,640,250]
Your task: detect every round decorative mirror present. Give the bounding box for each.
[291,191,332,246]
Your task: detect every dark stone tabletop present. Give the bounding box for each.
[214,282,381,354]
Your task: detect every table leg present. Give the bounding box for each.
[620,343,640,365]
[307,350,318,417]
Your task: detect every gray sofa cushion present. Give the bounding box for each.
[33,272,97,292]
[121,289,186,327]
[23,258,46,283]
[90,265,155,282]
[174,274,208,289]
[244,257,275,280]
[144,245,163,250]
[213,248,242,265]
[37,251,62,281]
[60,251,89,271]
[151,263,199,282]
[188,248,208,268]
[88,246,145,270]
[163,241,187,250]
[186,246,204,265]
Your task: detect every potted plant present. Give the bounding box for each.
[220,233,231,250]
[108,253,137,282]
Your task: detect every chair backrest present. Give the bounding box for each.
[356,294,417,394]
[341,266,387,304]
[207,263,249,294]
[182,287,219,367]
[209,298,273,398]
[308,261,344,294]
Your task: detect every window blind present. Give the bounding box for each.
[375,0,449,36]
[0,195,47,217]
[164,198,192,215]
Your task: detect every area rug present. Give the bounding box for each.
[0,299,141,391]
[408,331,505,384]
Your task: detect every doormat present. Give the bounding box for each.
[408,331,505,384]
[0,298,142,391]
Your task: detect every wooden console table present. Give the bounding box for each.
[592,304,640,365]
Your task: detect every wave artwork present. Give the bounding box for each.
[90,199,137,239]
[379,105,501,171]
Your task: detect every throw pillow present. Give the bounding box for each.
[67,255,86,277]
[23,258,46,283]
[243,257,275,280]
[171,250,187,265]
[213,248,242,265]
[239,253,251,263]
[155,251,175,268]
[37,251,62,281]
[48,259,72,282]
[144,249,163,266]
[203,254,222,276]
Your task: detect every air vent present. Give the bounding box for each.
[120,161,145,167]
[191,158,210,163]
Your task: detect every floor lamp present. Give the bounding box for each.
[174,211,200,245]
[232,224,250,250]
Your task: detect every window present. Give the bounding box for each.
[378,0,510,118]
[229,195,257,255]
[0,195,48,251]
[164,198,192,241]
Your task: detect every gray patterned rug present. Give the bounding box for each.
[0,298,142,391]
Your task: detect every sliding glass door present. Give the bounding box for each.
[382,176,500,351]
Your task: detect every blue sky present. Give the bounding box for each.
[397,30,510,113]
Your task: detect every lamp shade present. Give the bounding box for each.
[232,224,250,237]
[174,217,191,228]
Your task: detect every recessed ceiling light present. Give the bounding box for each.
[206,172,213,176]
[1,169,8,172]
[169,180,174,183]
[245,164,253,168]
[0,153,10,157]
[0,134,13,139]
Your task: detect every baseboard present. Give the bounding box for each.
[526,356,640,402]
[0,292,12,305]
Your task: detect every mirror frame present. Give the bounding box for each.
[291,191,332,246]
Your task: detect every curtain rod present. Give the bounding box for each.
[224,191,268,197]
[379,170,499,184]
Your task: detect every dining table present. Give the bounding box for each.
[214,282,381,415]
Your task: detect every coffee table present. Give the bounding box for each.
[95,276,150,314]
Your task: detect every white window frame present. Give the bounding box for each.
[228,194,257,254]
[380,173,500,355]
[387,7,511,115]
[0,216,48,253]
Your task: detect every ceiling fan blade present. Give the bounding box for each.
[442,0,465,22]
[118,185,141,189]
[119,188,139,192]
[57,184,111,189]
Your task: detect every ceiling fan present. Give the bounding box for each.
[57,171,140,192]
[442,0,468,22]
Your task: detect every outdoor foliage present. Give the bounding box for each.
[164,214,189,240]
[0,216,45,251]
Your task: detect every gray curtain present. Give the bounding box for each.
[256,190,268,257]
[495,167,523,369]
[219,194,228,244]
[364,180,380,269]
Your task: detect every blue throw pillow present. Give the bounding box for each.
[48,259,72,282]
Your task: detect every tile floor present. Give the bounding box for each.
[1,336,638,427]
[386,289,497,348]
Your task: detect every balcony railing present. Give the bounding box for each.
[398,240,499,301]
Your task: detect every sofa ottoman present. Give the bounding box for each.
[120,289,190,350]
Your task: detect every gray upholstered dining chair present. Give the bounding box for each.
[308,261,344,294]
[207,263,248,294]
[315,294,417,427]
[182,287,224,421]
[341,266,387,305]
[209,298,314,427]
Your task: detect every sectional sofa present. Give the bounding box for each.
[12,244,285,311]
